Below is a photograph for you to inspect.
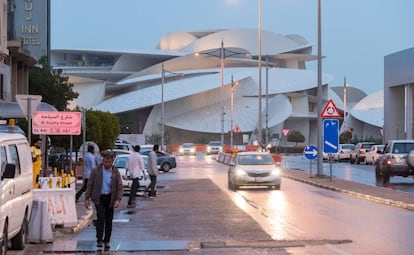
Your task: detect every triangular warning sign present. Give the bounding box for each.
[321,99,341,118]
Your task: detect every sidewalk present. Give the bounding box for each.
[282,168,414,211]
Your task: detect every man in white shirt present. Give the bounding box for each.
[126,145,145,208]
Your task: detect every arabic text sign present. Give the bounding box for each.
[32,112,81,135]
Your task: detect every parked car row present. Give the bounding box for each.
[322,142,387,166]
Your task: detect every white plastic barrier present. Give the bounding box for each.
[33,188,78,227]
[28,200,53,243]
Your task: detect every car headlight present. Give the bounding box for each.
[179,148,183,153]
[270,168,281,176]
[235,168,246,177]
[191,148,195,152]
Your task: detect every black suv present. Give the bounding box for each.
[350,142,375,164]
[375,140,414,186]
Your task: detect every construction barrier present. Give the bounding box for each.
[28,200,53,243]
[33,188,78,227]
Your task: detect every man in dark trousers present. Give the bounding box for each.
[126,145,145,208]
[76,145,96,201]
[147,144,159,197]
[84,151,123,250]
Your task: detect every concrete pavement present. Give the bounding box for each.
[38,167,414,254]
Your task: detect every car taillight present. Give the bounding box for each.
[386,159,392,165]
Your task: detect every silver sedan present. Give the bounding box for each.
[227,151,281,190]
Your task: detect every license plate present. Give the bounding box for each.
[255,177,266,182]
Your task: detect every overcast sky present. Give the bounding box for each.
[51,0,414,94]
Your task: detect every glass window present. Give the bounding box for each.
[8,144,20,176]
[0,146,6,176]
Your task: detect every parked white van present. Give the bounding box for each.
[0,133,33,254]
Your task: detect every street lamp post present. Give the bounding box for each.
[343,76,348,132]
[220,40,225,148]
[265,56,269,146]
[258,0,263,148]
[161,63,166,150]
[160,64,184,150]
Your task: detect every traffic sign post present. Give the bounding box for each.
[323,119,339,154]
[304,145,318,177]
[16,94,42,146]
[323,119,339,181]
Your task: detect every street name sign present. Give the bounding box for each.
[32,111,82,135]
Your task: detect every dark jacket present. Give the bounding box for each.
[85,163,123,206]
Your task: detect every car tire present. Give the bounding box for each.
[161,163,171,172]
[1,222,8,255]
[11,217,27,250]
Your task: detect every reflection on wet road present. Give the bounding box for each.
[284,155,414,193]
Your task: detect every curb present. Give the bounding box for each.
[71,209,94,233]
[282,174,414,212]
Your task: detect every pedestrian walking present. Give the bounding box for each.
[76,145,96,201]
[147,144,159,197]
[126,145,145,208]
[84,151,123,249]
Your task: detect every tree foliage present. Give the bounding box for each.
[340,131,352,144]
[29,56,79,111]
[287,130,305,146]
[49,109,120,152]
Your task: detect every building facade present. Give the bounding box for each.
[51,29,336,146]
[384,47,414,142]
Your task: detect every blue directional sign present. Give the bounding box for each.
[304,145,318,160]
[323,119,339,153]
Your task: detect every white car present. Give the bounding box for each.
[333,144,355,161]
[366,145,385,165]
[179,143,196,156]
[227,151,281,190]
[112,154,150,193]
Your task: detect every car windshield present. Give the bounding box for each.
[392,143,414,154]
[209,142,221,146]
[113,157,128,168]
[342,144,354,150]
[361,143,374,149]
[238,154,274,165]
[183,144,193,148]
[113,156,148,168]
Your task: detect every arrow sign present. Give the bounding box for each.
[323,119,339,153]
[304,145,318,160]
